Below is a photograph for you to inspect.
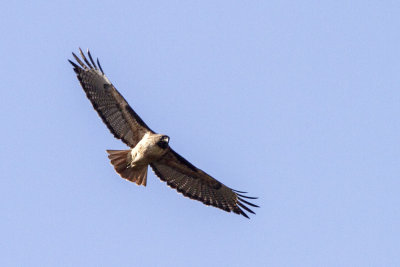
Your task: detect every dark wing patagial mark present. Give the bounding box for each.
[168,149,198,172]
[69,48,154,148]
[150,149,258,218]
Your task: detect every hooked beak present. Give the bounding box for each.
[163,135,170,143]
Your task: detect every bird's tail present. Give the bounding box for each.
[106,150,148,186]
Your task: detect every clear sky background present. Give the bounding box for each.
[1,1,399,266]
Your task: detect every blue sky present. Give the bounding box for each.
[1,1,399,266]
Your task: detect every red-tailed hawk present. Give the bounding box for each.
[69,49,258,218]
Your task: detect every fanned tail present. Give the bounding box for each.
[106,150,148,186]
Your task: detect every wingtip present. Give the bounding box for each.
[79,47,94,69]
[97,58,104,74]
[232,189,248,194]
[87,49,98,70]
[68,59,81,73]
[232,189,259,219]
[237,193,258,200]
[238,202,256,215]
[241,212,250,219]
[238,197,259,208]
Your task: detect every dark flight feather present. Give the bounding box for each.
[69,50,153,147]
[151,149,258,218]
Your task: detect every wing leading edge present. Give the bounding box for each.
[69,48,153,148]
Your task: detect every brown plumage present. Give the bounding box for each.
[107,149,148,186]
[69,48,258,218]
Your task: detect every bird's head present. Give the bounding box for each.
[156,135,170,149]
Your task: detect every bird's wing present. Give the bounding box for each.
[69,48,153,148]
[150,149,258,218]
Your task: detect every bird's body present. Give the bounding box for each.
[69,48,258,218]
[129,133,169,168]
[105,133,170,186]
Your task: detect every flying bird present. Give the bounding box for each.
[69,48,258,218]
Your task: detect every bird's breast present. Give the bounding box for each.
[130,133,168,166]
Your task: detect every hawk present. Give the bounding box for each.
[69,48,258,218]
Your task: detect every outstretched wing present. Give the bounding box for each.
[69,48,153,148]
[150,149,258,218]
